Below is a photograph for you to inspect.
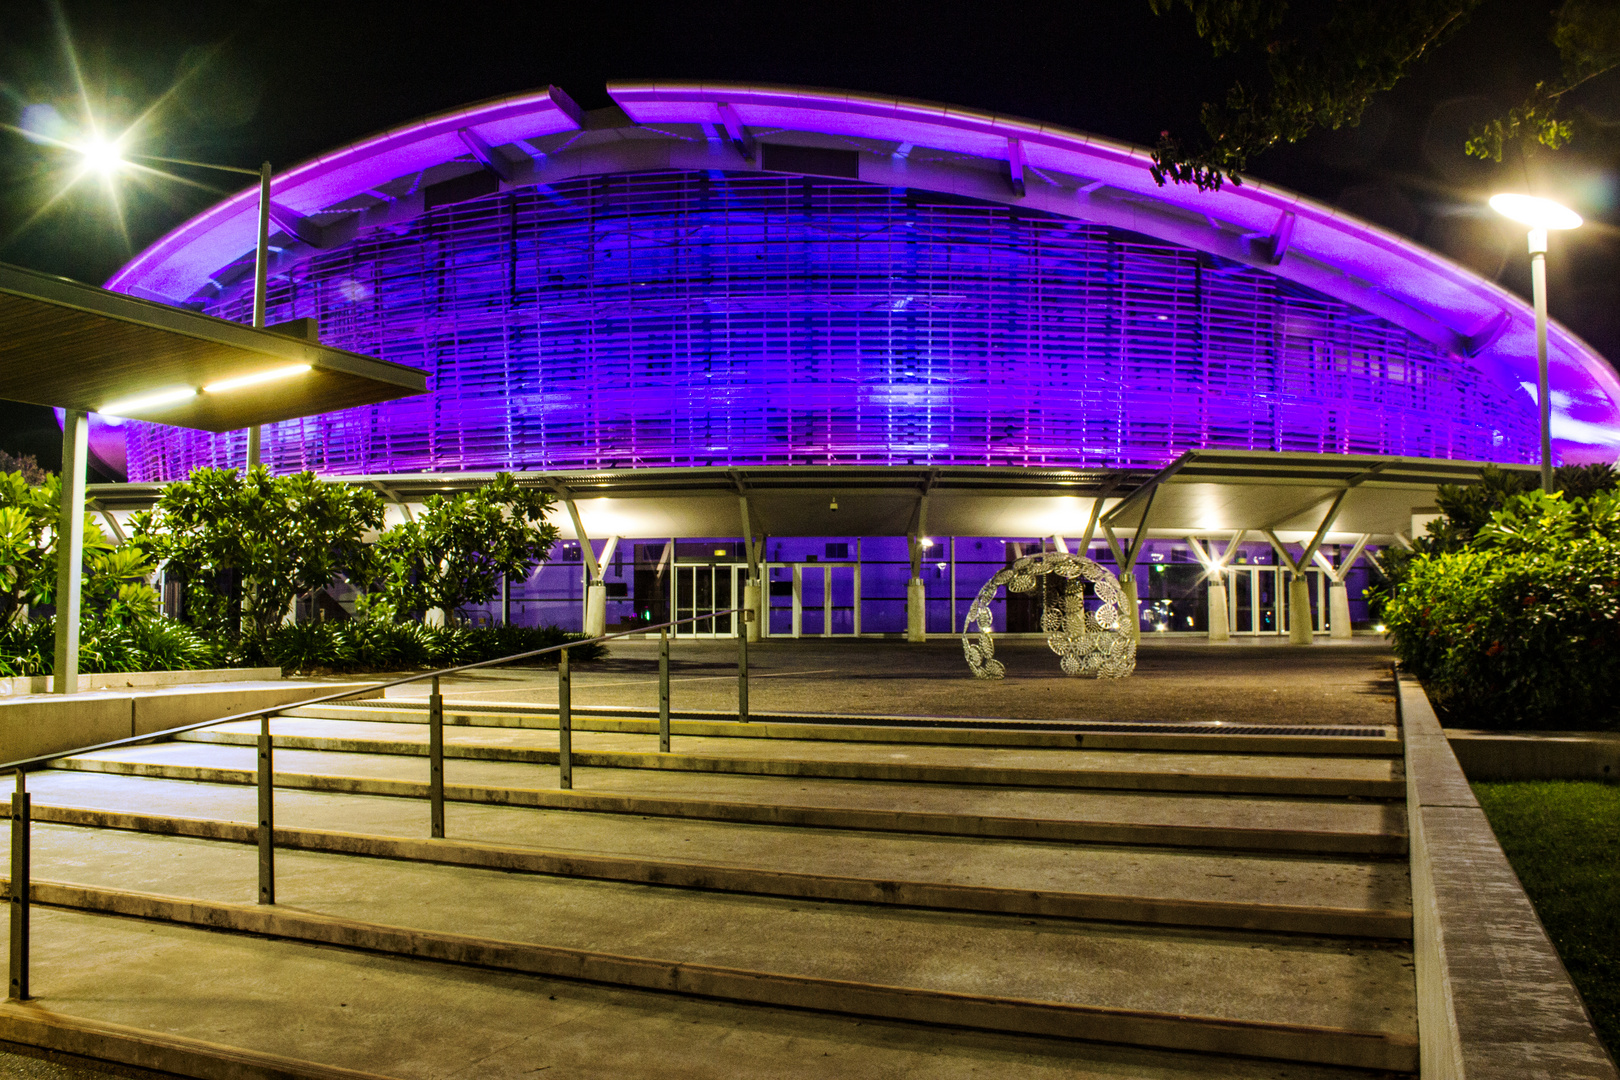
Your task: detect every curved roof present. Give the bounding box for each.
[107,81,1620,459]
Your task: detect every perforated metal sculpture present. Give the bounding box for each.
[962,552,1136,679]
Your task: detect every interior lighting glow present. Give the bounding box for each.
[100,387,196,417]
[203,364,311,394]
[1489,194,1583,231]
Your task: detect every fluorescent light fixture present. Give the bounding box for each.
[203,363,312,394]
[100,386,196,417]
[1489,193,1583,231]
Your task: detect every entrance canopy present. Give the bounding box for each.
[0,262,426,430]
[90,449,1520,544]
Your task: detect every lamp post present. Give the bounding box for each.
[1489,193,1583,491]
[72,144,273,468]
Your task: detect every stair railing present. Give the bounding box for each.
[2,605,752,1001]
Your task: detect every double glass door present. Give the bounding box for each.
[787,562,859,637]
[671,563,742,637]
[1226,567,1325,635]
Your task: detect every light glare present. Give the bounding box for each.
[100,387,195,417]
[203,364,312,394]
[77,137,124,175]
[1489,194,1583,231]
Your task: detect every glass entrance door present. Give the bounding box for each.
[1227,567,1283,634]
[789,563,860,637]
[671,564,740,637]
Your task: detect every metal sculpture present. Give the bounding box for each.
[962,552,1136,679]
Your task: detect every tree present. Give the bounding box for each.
[375,474,557,624]
[0,469,59,626]
[1148,1,1620,190]
[132,467,383,656]
[0,467,157,627]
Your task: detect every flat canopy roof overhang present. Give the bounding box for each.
[88,451,1524,542]
[0,262,426,431]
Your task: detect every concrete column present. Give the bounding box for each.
[906,578,926,642]
[1329,580,1353,639]
[1120,573,1140,642]
[51,410,89,695]
[1288,574,1313,645]
[743,579,763,642]
[1206,580,1230,642]
[584,581,607,638]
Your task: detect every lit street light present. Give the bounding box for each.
[1489,193,1583,491]
[69,141,275,468]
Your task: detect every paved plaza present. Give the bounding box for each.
[388,635,1399,727]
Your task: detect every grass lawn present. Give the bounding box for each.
[1473,781,1620,1056]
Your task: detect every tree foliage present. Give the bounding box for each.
[374,473,557,623]
[1466,0,1620,161]
[131,467,384,657]
[1379,470,1620,730]
[1149,0,1620,189]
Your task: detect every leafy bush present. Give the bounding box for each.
[1383,488,1620,729]
[0,615,218,677]
[263,619,603,674]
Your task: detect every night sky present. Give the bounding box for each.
[3,0,1615,475]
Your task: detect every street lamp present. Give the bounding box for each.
[70,142,274,469]
[1489,193,1583,491]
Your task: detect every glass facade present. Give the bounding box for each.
[445,535,1377,638]
[125,170,1535,481]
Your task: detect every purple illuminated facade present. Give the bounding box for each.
[107,83,1620,481]
[125,168,1535,479]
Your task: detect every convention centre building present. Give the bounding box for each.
[93,83,1620,642]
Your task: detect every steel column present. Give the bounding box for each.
[257,713,274,904]
[9,771,30,1001]
[658,629,671,753]
[558,649,572,789]
[428,675,445,838]
[51,410,88,694]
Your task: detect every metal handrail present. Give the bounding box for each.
[5,604,752,1001]
[0,606,749,775]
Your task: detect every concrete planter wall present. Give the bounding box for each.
[0,668,283,698]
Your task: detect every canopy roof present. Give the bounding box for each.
[0,262,426,432]
[88,451,1516,543]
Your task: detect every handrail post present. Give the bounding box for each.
[558,647,572,789]
[738,610,749,723]
[658,628,670,753]
[257,713,274,905]
[9,770,30,1001]
[428,675,444,838]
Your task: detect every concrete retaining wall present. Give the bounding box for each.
[1446,729,1620,783]
[1401,672,1617,1079]
[0,681,380,764]
[0,668,283,697]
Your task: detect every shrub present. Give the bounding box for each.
[1383,489,1620,729]
[0,615,218,677]
[262,619,603,674]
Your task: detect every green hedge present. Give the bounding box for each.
[263,620,606,674]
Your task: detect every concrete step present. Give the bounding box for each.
[0,826,1419,1071]
[48,746,1408,854]
[173,718,1404,797]
[287,701,1404,756]
[4,780,1411,937]
[0,906,1406,1079]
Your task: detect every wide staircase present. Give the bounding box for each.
[1,695,1417,1078]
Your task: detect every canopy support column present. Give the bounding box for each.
[51,410,88,694]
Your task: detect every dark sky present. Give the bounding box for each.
[3,0,1616,473]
